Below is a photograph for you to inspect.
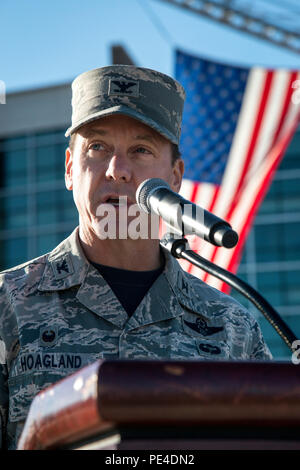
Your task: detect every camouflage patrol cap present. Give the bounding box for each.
[65,65,186,145]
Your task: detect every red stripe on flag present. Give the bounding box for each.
[235,71,274,198]
[225,79,300,276]
[207,185,220,212]
[190,181,199,203]
[221,116,300,293]
[202,71,274,283]
[228,71,274,220]
[271,72,298,146]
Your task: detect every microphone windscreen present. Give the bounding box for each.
[136,178,170,214]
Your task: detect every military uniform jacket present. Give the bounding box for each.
[0,226,272,449]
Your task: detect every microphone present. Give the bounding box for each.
[136,178,238,249]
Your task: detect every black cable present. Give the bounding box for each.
[180,248,298,350]
[160,236,298,351]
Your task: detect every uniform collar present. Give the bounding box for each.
[38,227,129,328]
[38,226,206,329]
[38,226,89,292]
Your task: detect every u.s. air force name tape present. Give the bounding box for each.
[13,352,83,374]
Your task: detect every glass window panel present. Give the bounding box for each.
[282,222,300,262]
[37,190,57,205]
[278,132,300,171]
[0,205,5,231]
[260,313,300,360]
[285,286,300,305]
[284,315,300,341]
[236,241,248,266]
[35,130,65,146]
[255,225,279,263]
[260,334,290,359]
[57,144,67,176]
[255,222,300,263]
[5,149,27,173]
[279,151,300,171]
[36,145,57,168]
[37,207,57,225]
[36,189,78,226]
[37,188,78,224]
[36,144,65,183]
[257,271,282,306]
[37,233,58,256]
[259,180,282,215]
[37,190,58,224]
[2,136,27,152]
[256,317,287,358]
[58,230,75,242]
[258,198,278,215]
[62,203,78,223]
[2,195,28,229]
[258,131,300,215]
[281,270,300,306]
[0,237,27,270]
[4,149,27,187]
[257,269,300,310]
[37,230,74,257]
[60,189,77,222]
[259,177,300,215]
[281,179,300,212]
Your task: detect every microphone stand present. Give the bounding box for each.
[160,235,298,352]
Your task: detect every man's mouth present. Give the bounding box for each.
[107,198,122,207]
[104,196,131,207]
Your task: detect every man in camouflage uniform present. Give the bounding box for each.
[0,65,272,449]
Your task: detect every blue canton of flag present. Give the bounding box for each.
[176,50,248,185]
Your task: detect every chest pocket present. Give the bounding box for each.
[7,369,66,423]
[7,349,96,423]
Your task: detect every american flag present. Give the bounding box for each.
[175,49,300,293]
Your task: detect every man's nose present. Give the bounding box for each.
[105,153,132,182]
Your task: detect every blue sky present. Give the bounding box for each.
[1,0,300,93]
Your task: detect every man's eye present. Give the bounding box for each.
[135,147,151,154]
[89,143,105,151]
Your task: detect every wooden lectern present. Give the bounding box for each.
[17,360,300,450]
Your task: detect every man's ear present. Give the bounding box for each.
[65,147,73,190]
[171,158,184,193]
